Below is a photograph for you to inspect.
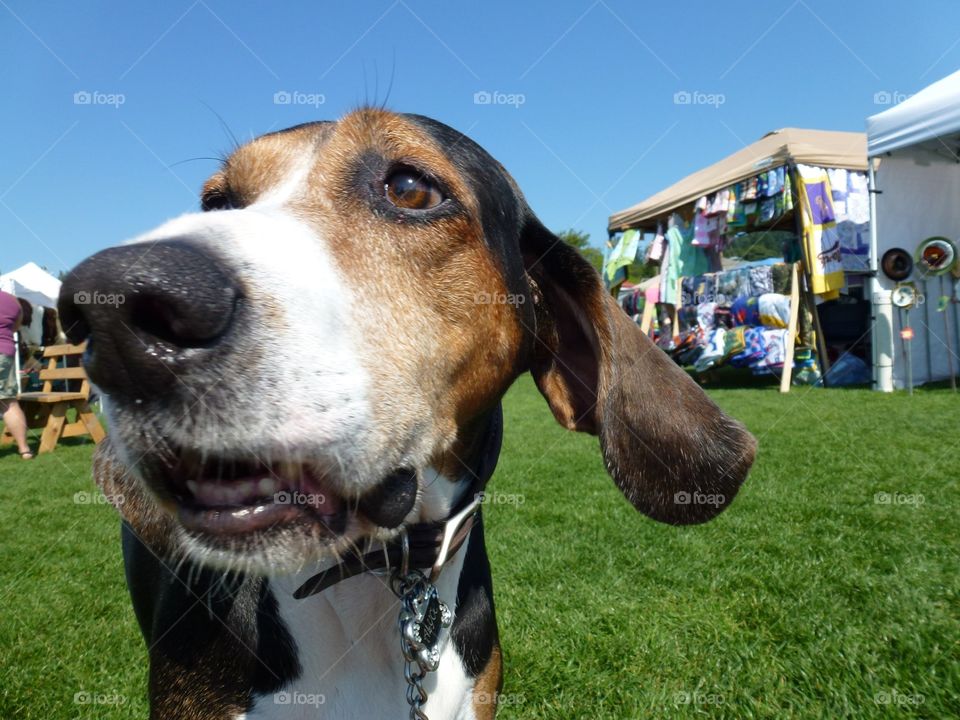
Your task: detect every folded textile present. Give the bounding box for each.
[697,301,718,332]
[752,328,788,371]
[731,296,760,326]
[758,293,791,328]
[749,265,774,295]
[723,325,747,359]
[694,327,726,372]
[730,327,767,367]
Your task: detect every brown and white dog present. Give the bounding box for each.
[59,109,756,720]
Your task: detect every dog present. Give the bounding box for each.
[59,109,756,719]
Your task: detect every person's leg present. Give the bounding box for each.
[1,400,31,456]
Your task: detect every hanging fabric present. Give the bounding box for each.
[796,164,843,300]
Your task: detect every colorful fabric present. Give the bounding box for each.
[797,164,843,299]
[731,327,768,367]
[731,296,760,326]
[749,266,774,296]
[646,232,665,263]
[697,301,718,332]
[758,293,791,328]
[605,229,641,282]
[723,325,747,359]
[661,222,708,306]
[694,327,726,372]
[643,277,661,305]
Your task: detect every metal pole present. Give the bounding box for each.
[868,161,881,390]
[941,275,957,391]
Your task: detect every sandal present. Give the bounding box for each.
[20,451,34,460]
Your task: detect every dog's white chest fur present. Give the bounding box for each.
[242,550,476,720]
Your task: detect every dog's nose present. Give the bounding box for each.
[59,241,240,397]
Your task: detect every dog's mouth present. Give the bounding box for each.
[150,447,419,542]
[157,449,349,538]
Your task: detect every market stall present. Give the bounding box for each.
[608,128,870,391]
[866,69,960,392]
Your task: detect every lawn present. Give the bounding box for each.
[1,377,957,719]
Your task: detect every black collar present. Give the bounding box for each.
[293,406,503,599]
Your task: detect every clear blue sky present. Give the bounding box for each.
[2,0,959,275]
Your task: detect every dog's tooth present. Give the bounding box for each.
[186,479,200,496]
[258,477,277,496]
[234,480,255,500]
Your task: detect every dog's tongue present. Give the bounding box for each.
[357,468,418,528]
[185,464,341,516]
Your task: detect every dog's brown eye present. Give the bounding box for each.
[384,169,443,210]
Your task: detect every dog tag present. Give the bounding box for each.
[403,585,453,671]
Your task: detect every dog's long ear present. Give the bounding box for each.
[520,219,756,525]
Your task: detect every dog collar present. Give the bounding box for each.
[292,405,503,600]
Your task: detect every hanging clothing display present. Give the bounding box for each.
[796,164,843,300]
[605,229,641,283]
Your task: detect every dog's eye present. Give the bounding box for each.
[384,169,444,210]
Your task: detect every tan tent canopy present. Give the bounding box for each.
[608,128,867,232]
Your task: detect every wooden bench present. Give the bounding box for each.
[1,342,106,454]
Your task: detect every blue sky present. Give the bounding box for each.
[2,0,959,276]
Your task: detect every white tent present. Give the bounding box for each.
[0,262,62,309]
[866,69,960,391]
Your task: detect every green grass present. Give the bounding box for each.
[1,379,958,718]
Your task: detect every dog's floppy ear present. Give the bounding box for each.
[520,218,756,525]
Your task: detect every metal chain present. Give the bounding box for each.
[392,570,431,720]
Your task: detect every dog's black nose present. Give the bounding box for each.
[59,241,240,397]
